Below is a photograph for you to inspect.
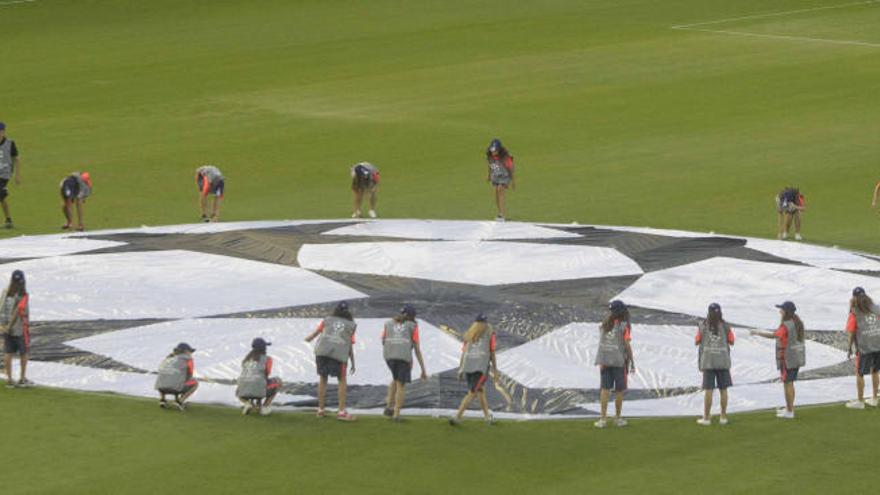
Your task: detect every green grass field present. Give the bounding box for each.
[2,0,880,493]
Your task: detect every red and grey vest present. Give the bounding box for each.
[236,355,269,399]
[594,321,628,367]
[854,304,880,354]
[315,316,356,362]
[0,139,13,179]
[383,320,417,363]
[777,320,806,370]
[155,354,190,392]
[698,321,731,371]
[462,330,493,373]
[0,292,27,337]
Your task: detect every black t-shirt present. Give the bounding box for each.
[0,138,18,157]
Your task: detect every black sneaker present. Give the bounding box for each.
[383,407,393,417]
[200,215,209,223]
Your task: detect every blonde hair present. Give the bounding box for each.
[462,321,490,343]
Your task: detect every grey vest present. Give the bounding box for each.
[462,330,493,373]
[0,293,25,337]
[315,316,356,362]
[488,158,511,183]
[594,321,628,367]
[383,320,416,363]
[698,321,731,371]
[236,355,269,399]
[155,354,189,392]
[0,139,13,179]
[0,290,15,329]
[854,304,880,354]
[198,166,223,184]
[777,320,806,370]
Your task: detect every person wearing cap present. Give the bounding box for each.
[60,171,92,231]
[0,122,21,229]
[594,300,636,428]
[304,301,357,421]
[695,303,735,426]
[350,162,379,219]
[1,270,30,387]
[750,302,806,419]
[154,343,199,410]
[236,337,282,416]
[485,138,515,222]
[844,287,880,409]
[382,304,427,421]
[449,314,498,425]
[195,165,224,222]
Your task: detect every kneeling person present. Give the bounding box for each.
[155,342,198,411]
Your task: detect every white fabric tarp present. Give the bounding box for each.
[67,318,463,386]
[745,238,880,271]
[20,361,310,407]
[498,323,845,390]
[66,219,356,237]
[0,250,365,320]
[323,219,580,241]
[0,234,125,258]
[616,257,880,330]
[298,241,643,286]
[580,376,858,417]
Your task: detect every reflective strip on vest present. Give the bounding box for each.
[383,320,416,363]
[315,316,356,362]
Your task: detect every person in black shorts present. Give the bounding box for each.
[304,301,358,421]
[0,122,22,229]
[60,171,92,231]
[2,270,31,388]
[381,305,427,421]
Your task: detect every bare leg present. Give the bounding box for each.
[719,389,728,419]
[703,389,713,420]
[352,189,363,217]
[264,382,281,408]
[75,200,84,230]
[62,200,72,226]
[4,354,13,383]
[211,197,221,221]
[385,380,397,410]
[394,381,405,418]
[318,375,328,410]
[478,389,491,420]
[873,371,879,400]
[495,186,506,218]
[199,194,208,217]
[599,389,610,419]
[338,374,347,411]
[19,355,27,381]
[455,391,476,419]
[180,382,198,403]
[857,375,865,401]
[1,199,9,220]
[369,187,378,211]
[783,212,793,237]
[794,211,801,234]
[784,382,794,412]
[776,212,783,238]
[614,391,624,418]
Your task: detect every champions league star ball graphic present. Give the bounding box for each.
[3,219,880,418]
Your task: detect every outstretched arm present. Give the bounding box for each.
[749,329,775,339]
[625,341,635,372]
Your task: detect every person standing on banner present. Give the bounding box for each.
[60,171,92,231]
[350,162,379,219]
[0,122,21,229]
[594,300,635,428]
[695,303,735,426]
[195,165,224,222]
[449,314,498,425]
[845,287,880,409]
[1,270,31,388]
[236,337,282,416]
[750,301,806,419]
[486,138,515,222]
[305,301,357,421]
[154,342,199,411]
[382,304,427,422]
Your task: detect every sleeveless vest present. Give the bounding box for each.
[594,320,628,367]
[315,316,357,362]
[854,304,880,354]
[383,320,416,363]
[698,321,731,371]
[0,139,13,179]
[155,354,190,392]
[462,330,493,373]
[236,355,269,399]
[777,320,806,369]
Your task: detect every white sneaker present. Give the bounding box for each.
[368,210,377,219]
[794,234,802,241]
[719,416,729,425]
[241,402,253,415]
[775,408,786,417]
[260,406,272,416]
[779,410,795,419]
[781,232,788,240]
[865,398,879,407]
[594,418,607,428]
[615,418,628,427]
[495,216,505,222]
[351,210,361,219]
[846,400,865,410]
[696,418,712,426]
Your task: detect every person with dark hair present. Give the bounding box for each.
[235,338,282,416]
[382,304,427,422]
[485,138,515,222]
[594,300,635,428]
[695,303,735,425]
[449,314,498,425]
[750,301,806,419]
[195,165,224,222]
[305,301,357,421]
[775,186,805,240]
[350,162,379,219]
[1,270,30,387]
[0,122,21,229]
[154,342,199,411]
[845,287,880,409]
[60,171,92,231]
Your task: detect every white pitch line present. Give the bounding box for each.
[679,27,880,48]
[671,0,879,29]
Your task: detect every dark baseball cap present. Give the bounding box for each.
[251,337,271,350]
[475,313,488,322]
[608,300,627,313]
[708,302,721,312]
[336,301,349,311]
[0,122,6,130]
[775,301,797,313]
[853,287,866,297]
[11,270,24,282]
[400,304,416,317]
[174,342,196,353]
